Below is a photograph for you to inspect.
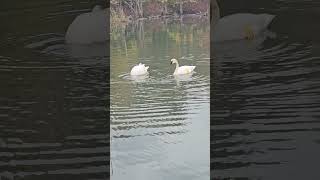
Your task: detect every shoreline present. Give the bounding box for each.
[112,12,209,25]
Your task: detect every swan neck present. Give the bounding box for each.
[215,0,221,18]
[175,62,179,70]
[211,0,220,25]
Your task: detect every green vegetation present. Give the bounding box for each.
[111,0,209,24]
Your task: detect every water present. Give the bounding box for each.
[110,18,210,180]
[0,1,109,179]
[212,0,320,179]
[3,0,319,179]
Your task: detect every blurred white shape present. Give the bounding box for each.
[211,0,275,42]
[130,74,149,83]
[130,63,149,76]
[170,58,196,75]
[65,5,109,44]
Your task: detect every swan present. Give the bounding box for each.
[211,0,275,42]
[65,5,109,44]
[170,58,196,75]
[131,74,149,83]
[130,63,149,76]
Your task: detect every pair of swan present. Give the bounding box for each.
[65,2,275,44]
[130,59,196,76]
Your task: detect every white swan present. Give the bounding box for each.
[130,63,149,76]
[170,58,196,75]
[65,5,109,44]
[131,74,149,83]
[211,0,275,42]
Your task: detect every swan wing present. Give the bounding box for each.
[213,13,275,42]
[176,66,196,74]
[189,66,196,72]
[138,63,149,71]
[130,64,149,75]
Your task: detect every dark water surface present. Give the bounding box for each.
[212,0,320,179]
[0,1,109,179]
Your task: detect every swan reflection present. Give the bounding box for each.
[174,73,194,86]
[130,74,149,83]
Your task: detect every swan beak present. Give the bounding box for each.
[170,62,172,64]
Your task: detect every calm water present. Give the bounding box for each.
[0,1,109,179]
[212,0,320,179]
[110,18,210,180]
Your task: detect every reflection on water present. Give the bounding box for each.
[0,1,109,179]
[212,0,320,179]
[174,73,194,87]
[111,18,210,180]
[130,74,150,83]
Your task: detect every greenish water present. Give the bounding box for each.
[110,18,210,180]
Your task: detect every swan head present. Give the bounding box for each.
[170,58,178,64]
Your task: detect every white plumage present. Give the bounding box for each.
[211,0,275,42]
[130,63,149,76]
[170,58,196,75]
[65,5,109,44]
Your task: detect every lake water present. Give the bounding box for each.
[212,0,320,179]
[2,0,320,179]
[0,1,109,179]
[110,18,210,180]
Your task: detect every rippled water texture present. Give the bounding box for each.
[111,18,210,180]
[0,1,109,179]
[212,0,320,179]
